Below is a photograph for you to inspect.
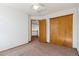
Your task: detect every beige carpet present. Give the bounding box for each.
[0,37,78,56]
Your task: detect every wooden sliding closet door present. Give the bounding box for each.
[50,14,73,48]
[50,18,60,45]
[58,16,66,46]
[39,20,46,42]
[64,15,73,48]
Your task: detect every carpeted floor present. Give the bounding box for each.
[0,37,78,56]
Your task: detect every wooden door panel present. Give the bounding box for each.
[50,14,73,48]
[64,15,73,48]
[50,18,59,45]
[59,16,67,46]
[39,20,46,42]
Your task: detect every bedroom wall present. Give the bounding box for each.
[0,7,29,51]
[77,7,79,53]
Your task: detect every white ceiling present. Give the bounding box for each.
[0,3,78,16]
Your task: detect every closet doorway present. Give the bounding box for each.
[50,14,73,48]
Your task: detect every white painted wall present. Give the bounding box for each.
[0,7,29,51]
[32,8,78,48]
[46,18,50,43]
[77,8,79,53]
